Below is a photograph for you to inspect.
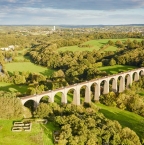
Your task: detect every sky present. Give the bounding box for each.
[0,0,144,25]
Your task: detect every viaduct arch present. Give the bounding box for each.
[21,68,144,107]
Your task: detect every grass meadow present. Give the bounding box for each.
[0,119,56,145]
[0,82,28,94]
[139,92,144,96]
[5,62,54,77]
[58,38,143,52]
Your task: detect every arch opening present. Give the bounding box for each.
[125,74,132,88]
[133,72,139,82]
[100,80,109,95]
[80,85,91,104]
[90,83,100,102]
[139,70,144,77]
[54,92,66,104]
[117,76,125,92]
[39,95,50,104]
[24,100,37,112]
[66,88,76,104]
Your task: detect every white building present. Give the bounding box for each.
[0,45,15,51]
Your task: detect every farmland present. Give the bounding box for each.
[5,62,54,77]
[58,38,143,52]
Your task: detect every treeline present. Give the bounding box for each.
[34,103,142,145]
[100,76,144,117]
[0,30,142,48]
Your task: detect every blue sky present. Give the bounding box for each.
[0,0,144,25]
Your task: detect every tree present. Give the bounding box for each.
[121,127,141,145]
[34,103,52,118]
[109,58,116,66]
[27,87,36,95]
[0,92,23,119]
[14,75,26,84]
[108,40,114,46]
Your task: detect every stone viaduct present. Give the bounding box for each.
[21,68,144,107]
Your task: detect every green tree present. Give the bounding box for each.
[0,92,23,119]
[34,103,52,118]
[14,75,26,84]
[109,58,116,66]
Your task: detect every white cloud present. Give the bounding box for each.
[0,0,144,24]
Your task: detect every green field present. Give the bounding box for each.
[96,103,144,139]
[0,119,56,145]
[5,62,54,77]
[139,91,144,96]
[98,65,137,74]
[0,82,28,93]
[58,45,99,52]
[58,38,143,52]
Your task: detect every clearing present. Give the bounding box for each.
[5,62,54,77]
[58,38,143,52]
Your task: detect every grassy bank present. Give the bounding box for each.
[96,103,144,139]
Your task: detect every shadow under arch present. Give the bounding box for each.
[24,99,37,112]
[39,95,50,103]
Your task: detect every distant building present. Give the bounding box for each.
[5,57,12,62]
[0,45,15,51]
[52,26,56,31]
